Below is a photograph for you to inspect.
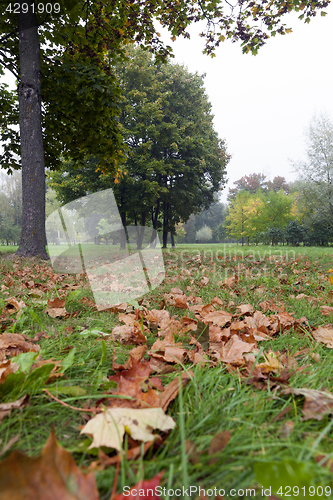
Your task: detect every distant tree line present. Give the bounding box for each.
[176,201,228,244]
[224,114,333,246]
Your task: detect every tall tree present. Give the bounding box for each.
[49,47,229,248]
[227,173,267,201]
[225,188,293,244]
[225,191,264,245]
[0,0,329,257]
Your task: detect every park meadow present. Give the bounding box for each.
[1,243,333,499]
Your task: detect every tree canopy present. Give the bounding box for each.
[225,176,294,244]
[0,0,330,257]
[49,46,229,247]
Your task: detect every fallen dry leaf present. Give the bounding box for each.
[257,351,284,373]
[200,276,209,286]
[159,371,194,411]
[111,324,147,344]
[81,407,175,451]
[0,429,99,500]
[5,297,26,314]
[281,387,333,421]
[0,359,19,383]
[108,356,161,409]
[0,395,30,424]
[79,296,96,309]
[113,472,164,500]
[208,430,231,465]
[148,333,187,365]
[312,327,333,348]
[279,420,294,438]
[216,335,256,364]
[148,357,178,374]
[0,332,40,362]
[211,296,224,307]
[45,298,68,318]
[235,304,254,316]
[185,440,202,464]
[109,302,128,313]
[202,310,232,328]
[47,298,65,308]
[320,306,333,316]
[173,295,188,309]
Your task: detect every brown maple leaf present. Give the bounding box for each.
[281,387,333,421]
[0,332,40,362]
[0,429,99,500]
[111,324,147,344]
[216,335,256,364]
[108,357,162,409]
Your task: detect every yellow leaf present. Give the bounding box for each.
[81,408,176,451]
[171,35,177,42]
[329,275,333,284]
[285,28,293,33]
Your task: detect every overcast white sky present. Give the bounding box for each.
[162,3,333,202]
[2,4,333,204]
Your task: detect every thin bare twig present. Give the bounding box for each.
[43,388,103,412]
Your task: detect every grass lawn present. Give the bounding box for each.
[1,243,333,499]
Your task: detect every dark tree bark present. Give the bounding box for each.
[136,211,146,250]
[15,6,48,259]
[162,201,169,249]
[170,230,175,248]
[120,211,127,249]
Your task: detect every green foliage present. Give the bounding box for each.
[291,115,333,246]
[265,227,285,245]
[254,459,327,499]
[196,224,213,243]
[225,187,294,244]
[225,191,264,244]
[183,201,227,243]
[285,220,306,246]
[49,47,229,246]
[1,0,329,174]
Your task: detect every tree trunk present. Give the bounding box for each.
[136,211,146,250]
[16,6,48,259]
[162,228,168,248]
[162,201,168,249]
[150,200,160,247]
[171,230,175,248]
[120,211,127,249]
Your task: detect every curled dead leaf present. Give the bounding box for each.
[0,332,40,361]
[312,327,333,348]
[281,387,333,421]
[0,429,99,500]
[81,407,175,451]
[159,371,194,411]
[111,324,147,344]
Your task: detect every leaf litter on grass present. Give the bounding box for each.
[2,250,333,497]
